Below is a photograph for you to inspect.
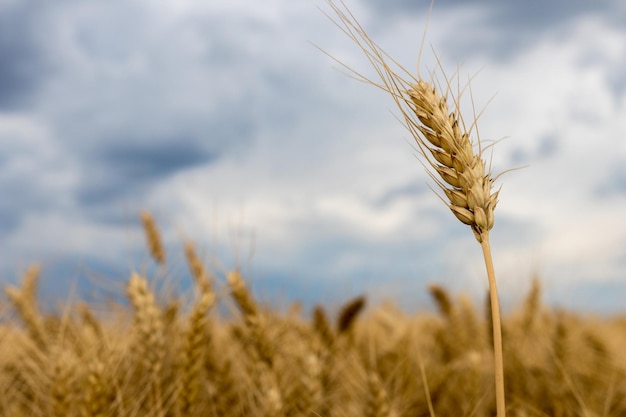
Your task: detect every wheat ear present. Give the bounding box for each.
[313,305,336,349]
[127,272,166,416]
[179,291,215,416]
[521,276,541,333]
[337,295,366,335]
[227,270,285,416]
[83,359,112,417]
[184,241,213,295]
[227,269,274,365]
[49,348,74,417]
[323,2,506,415]
[5,264,47,351]
[365,371,393,417]
[140,211,166,265]
[428,284,453,319]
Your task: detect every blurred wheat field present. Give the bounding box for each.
[2,215,626,417]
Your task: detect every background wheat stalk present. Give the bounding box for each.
[4,211,626,415]
[322,1,507,415]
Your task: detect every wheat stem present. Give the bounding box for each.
[480,232,505,417]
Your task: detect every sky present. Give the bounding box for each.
[1,0,626,314]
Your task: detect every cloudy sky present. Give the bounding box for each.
[1,0,625,314]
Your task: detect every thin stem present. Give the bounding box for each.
[480,232,506,417]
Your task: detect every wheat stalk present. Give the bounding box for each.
[322,1,507,415]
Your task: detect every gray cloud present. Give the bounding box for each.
[364,0,619,27]
[362,0,624,62]
[0,2,56,109]
[0,0,303,233]
[75,138,217,206]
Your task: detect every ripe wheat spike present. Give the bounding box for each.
[184,241,213,296]
[127,272,166,416]
[179,291,215,416]
[140,211,166,265]
[337,295,366,335]
[4,264,47,351]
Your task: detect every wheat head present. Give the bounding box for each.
[364,370,394,417]
[82,359,113,417]
[5,264,47,351]
[313,305,336,350]
[323,2,501,243]
[126,272,166,415]
[140,211,166,265]
[179,291,215,416]
[337,295,366,335]
[407,81,499,242]
[127,272,166,376]
[184,241,213,296]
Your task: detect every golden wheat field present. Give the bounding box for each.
[0,213,625,417]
